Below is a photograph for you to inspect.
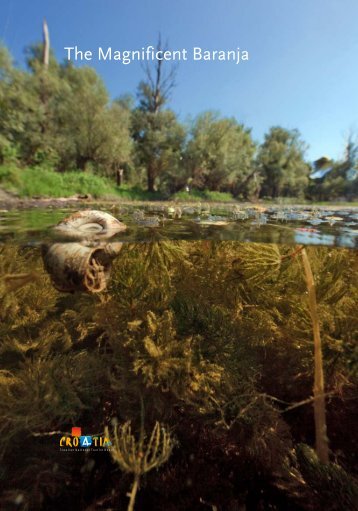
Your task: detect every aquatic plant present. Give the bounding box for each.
[105,417,174,511]
[0,240,356,510]
[296,443,358,511]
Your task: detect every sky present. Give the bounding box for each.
[1,0,358,161]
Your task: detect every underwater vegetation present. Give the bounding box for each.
[0,238,357,510]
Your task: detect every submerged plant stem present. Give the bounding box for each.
[127,475,140,511]
[301,248,329,464]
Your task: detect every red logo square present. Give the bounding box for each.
[71,427,82,437]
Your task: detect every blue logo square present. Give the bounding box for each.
[80,436,92,447]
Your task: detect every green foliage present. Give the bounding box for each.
[0,164,124,198]
[130,51,186,193]
[172,188,235,202]
[308,137,358,201]
[56,65,132,172]
[1,41,357,200]
[185,111,257,198]
[257,126,310,198]
[132,107,185,193]
[115,184,165,201]
[0,43,132,176]
[0,163,22,190]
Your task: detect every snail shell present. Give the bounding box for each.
[43,210,126,293]
[42,242,123,293]
[54,210,126,240]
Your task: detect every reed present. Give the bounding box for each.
[301,248,329,464]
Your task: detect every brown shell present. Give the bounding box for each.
[42,242,123,293]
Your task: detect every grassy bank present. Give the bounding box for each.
[172,189,235,202]
[0,164,115,198]
[1,165,357,206]
[0,164,236,202]
[0,164,163,200]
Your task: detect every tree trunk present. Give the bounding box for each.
[147,162,155,192]
[77,156,91,171]
[116,168,124,187]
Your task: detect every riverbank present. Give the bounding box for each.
[1,165,358,210]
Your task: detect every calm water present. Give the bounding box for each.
[0,203,357,246]
[0,207,357,511]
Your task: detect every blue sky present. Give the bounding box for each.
[1,0,357,161]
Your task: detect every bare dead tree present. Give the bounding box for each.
[139,33,178,114]
[134,34,179,192]
[116,167,124,187]
[42,18,50,68]
[39,19,51,139]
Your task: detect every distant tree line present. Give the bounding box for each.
[0,39,357,200]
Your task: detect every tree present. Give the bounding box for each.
[0,40,132,175]
[257,127,310,198]
[0,46,21,162]
[58,64,132,173]
[185,112,257,197]
[308,135,358,201]
[131,36,185,192]
[0,42,67,166]
[23,43,65,165]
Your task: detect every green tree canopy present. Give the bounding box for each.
[257,127,310,198]
[132,106,185,193]
[57,65,132,172]
[131,43,185,192]
[0,44,132,176]
[307,135,358,201]
[185,112,257,197]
